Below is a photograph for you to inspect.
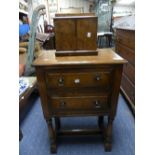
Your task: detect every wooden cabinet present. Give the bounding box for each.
[33,48,126,153]
[54,16,97,51]
[115,28,135,113]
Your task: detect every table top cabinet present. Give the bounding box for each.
[33,48,127,153]
[54,16,97,51]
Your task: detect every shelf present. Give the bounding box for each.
[19,9,28,15]
[19,0,28,7]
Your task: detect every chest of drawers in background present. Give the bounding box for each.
[115,28,135,113]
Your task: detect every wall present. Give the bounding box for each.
[94,1,112,32]
[113,0,135,30]
[48,0,90,24]
[94,0,135,32]
[113,0,135,17]
[57,0,89,13]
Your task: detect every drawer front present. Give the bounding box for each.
[49,96,108,111]
[116,29,135,50]
[121,74,135,104]
[123,63,135,84]
[47,87,110,98]
[116,42,135,66]
[45,71,113,88]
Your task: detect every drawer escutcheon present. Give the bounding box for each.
[94,100,101,108]
[58,77,64,86]
[60,100,66,108]
[74,78,80,84]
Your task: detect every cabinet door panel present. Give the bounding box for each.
[54,19,76,50]
[77,18,97,50]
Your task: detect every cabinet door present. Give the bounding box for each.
[77,18,97,50]
[54,19,76,50]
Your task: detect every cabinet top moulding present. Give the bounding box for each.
[55,13,95,17]
[53,16,97,20]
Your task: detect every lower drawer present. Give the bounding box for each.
[123,62,135,84]
[121,74,135,104]
[49,96,108,112]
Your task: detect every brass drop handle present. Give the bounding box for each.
[117,38,121,42]
[58,77,64,86]
[95,75,101,81]
[94,100,101,108]
[60,101,66,108]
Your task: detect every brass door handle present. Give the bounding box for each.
[95,74,101,81]
[60,101,66,108]
[58,77,64,86]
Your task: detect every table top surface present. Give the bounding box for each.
[33,48,127,67]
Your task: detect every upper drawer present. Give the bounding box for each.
[45,71,113,88]
[116,29,135,50]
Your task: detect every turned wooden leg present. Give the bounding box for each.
[46,118,57,153]
[55,117,61,131]
[104,117,113,152]
[98,116,103,129]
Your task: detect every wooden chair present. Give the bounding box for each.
[97,31,113,48]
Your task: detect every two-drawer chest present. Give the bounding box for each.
[33,48,127,153]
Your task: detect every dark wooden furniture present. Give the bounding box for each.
[36,32,55,50]
[97,32,113,48]
[115,28,135,113]
[33,48,126,153]
[54,16,97,51]
[55,50,98,57]
[19,128,23,141]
